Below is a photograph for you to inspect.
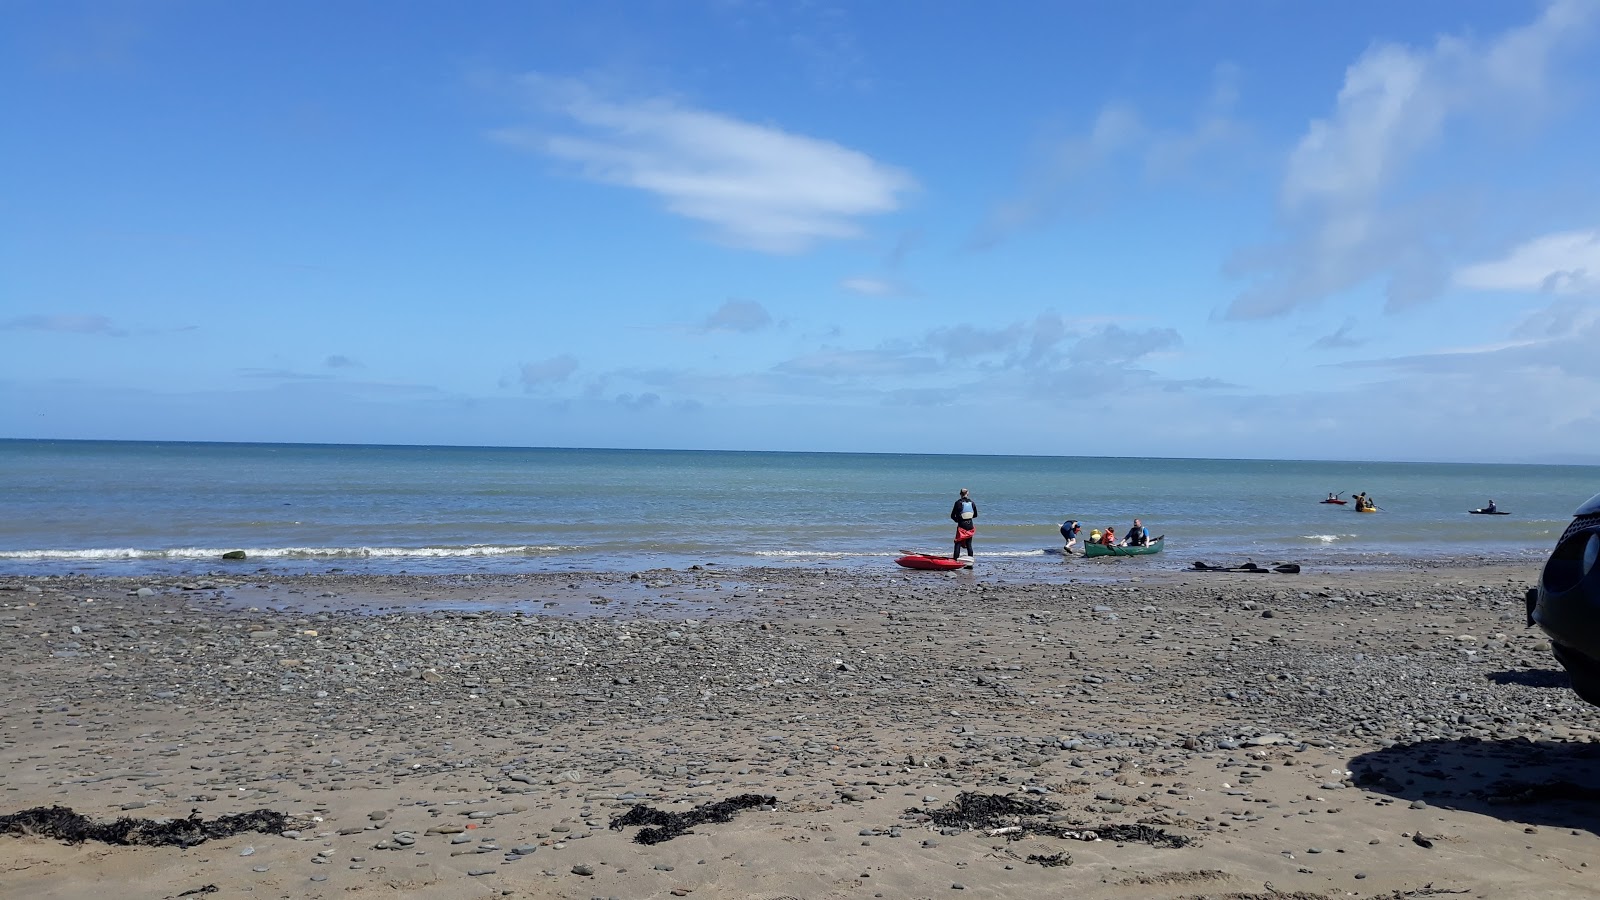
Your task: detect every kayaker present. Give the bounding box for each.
[1484,499,1497,513]
[1060,520,1082,553]
[1089,527,1101,544]
[1099,526,1116,547]
[1125,519,1149,547]
[950,488,977,559]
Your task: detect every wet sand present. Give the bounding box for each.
[3,560,1599,900]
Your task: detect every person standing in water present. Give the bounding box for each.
[950,488,977,559]
[1060,520,1082,554]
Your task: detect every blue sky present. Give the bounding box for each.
[4,0,1599,463]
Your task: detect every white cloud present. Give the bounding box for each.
[1455,229,1600,295]
[497,75,914,253]
[1227,1,1597,319]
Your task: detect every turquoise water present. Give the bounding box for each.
[1,439,1595,576]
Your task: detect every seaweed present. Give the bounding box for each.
[910,792,1192,848]
[0,806,297,848]
[920,791,1060,830]
[1026,851,1072,867]
[608,794,776,845]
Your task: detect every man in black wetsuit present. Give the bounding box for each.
[1125,518,1149,547]
[950,488,977,559]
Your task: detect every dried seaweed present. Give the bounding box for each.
[919,791,1061,830]
[608,793,776,845]
[1026,851,1072,867]
[0,806,297,848]
[910,792,1192,848]
[1090,823,1192,848]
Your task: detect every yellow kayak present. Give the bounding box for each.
[1356,506,1378,513]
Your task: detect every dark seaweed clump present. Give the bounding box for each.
[921,791,1060,830]
[608,793,777,845]
[911,792,1191,848]
[0,806,297,848]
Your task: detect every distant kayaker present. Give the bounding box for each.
[1484,500,1498,513]
[1124,518,1149,547]
[1327,492,1339,501]
[950,488,978,560]
[1060,520,1082,553]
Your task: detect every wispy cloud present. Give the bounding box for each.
[1066,324,1183,365]
[3,313,126,336]
[519,355,579,390]
[238,368,332,380]
[1312,318,1365,349]
[775,348,939,378]
[325,354,362,369]
[1455,229,1600,296]
[702,299,772,333]
[496,75,914,253]
[1227,1,1597,319]
[973,65,1247,249]
[839,276,906,297]
[615,392,661,411]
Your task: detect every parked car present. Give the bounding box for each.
[1527,491,1600,706]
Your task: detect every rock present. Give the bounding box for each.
[222,550,247,560]
[571,864,594,876]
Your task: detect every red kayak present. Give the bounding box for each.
[1320,499,1347,505]
[896,554,971,570]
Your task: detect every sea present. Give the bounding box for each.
[2,439,1596,579]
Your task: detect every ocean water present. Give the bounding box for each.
[2,439,1596,577]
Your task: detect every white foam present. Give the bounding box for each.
[1301,534,1352,544]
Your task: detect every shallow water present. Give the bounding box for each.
[2,439,1592,576]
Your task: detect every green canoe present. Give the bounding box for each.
[1083,535,1164,557]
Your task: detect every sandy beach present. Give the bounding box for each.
[4,561,1599,900]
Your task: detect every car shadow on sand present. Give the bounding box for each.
[1349,736,1600,834]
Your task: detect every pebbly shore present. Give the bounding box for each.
[3,563,1599,899]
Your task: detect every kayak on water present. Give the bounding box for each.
[1469,509,1510,515]
[895,554,971,570]
[1320,499,1347,504]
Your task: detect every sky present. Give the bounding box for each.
[3,0,1600,464]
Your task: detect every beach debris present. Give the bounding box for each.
[907,792,1192,848]
[1025,851,1072,867]
[1190,560,1302,574]
[176,887,219,897]
[917,791,1059,831]
[0,806,300,848]
[608,794,776,845]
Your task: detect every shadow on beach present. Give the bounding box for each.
[1483,668,1574,690]
[1350,736,1600,834]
